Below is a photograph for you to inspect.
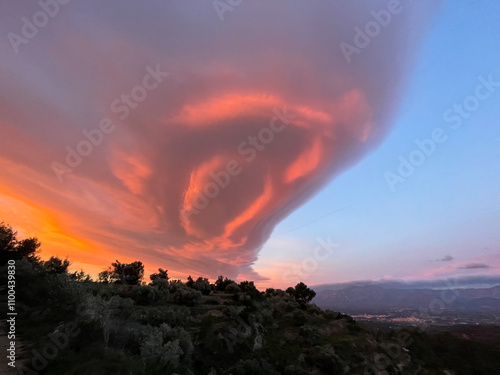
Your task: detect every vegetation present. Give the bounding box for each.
[1,222,499,374]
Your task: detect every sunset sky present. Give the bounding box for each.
[1,1,499,289]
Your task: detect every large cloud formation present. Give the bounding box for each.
[0,1,440,280]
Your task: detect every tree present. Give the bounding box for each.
[239,280,261,299]
[99,260,145,285]
[194,277,211,295]
[186,275,195,288]
[214,275,234,291]
[292,282,316,304]
[0,222,41,265]
[150,268,169,282]
[185,276,211,295]
[225,283,240,293]
[43,256,70,273]
[98,268,112,283]
[69,269,92,282]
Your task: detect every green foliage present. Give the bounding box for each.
[2,220,497,375]
[139,325,183,367]
[293,310,308,326]
[186,275,211,295]
[151,277,169,291]
[239,280,262,300]
[172,288,202,306]
[225,282,241,293]
[133,285,160,305]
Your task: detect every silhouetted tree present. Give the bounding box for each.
[43,256,70,273]
[186,275,195,288]
[0,222,41,265]
[214,275,234,291]
[291,282,316,304]
[98,268,112,283]
[239,280,261,299]
[150,268,169,282]
[194,277,211,295]
[225,283,240,293]
[69,269,92,282]
[99,260,144,285]
[185,276,211,295]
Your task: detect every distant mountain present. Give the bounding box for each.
[313,285,500,312]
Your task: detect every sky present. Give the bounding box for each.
[0,1,498,289]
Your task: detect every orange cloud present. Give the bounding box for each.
[0,1,439,284]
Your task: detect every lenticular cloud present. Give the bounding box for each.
[0,1,440,279]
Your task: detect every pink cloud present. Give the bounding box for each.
[0,1,441,282]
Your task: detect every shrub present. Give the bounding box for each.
[132,285,160,305]
[172,288,202,306]
[225,283,241,293]
[293,310,307,327]
[139,326,183,366]
[214,275,235,291]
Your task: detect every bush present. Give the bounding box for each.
[132,285,160,305]
[225,283,241,293]
[130,306,188,326]
[159,323,194,361]
[139,326,183,367]
[214,275,235,291]
[239,281,261,300]
[293,310,307,327]
[172,288,202,306]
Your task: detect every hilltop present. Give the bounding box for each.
[1,223,499,374]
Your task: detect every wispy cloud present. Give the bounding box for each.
[437,255,454,262]
[459,263,491,270]
[0,1,440,281]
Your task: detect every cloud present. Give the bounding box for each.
[459,263,491,270]
[437,255,454,262]
[314,275,500,291]
[0,1,441,281]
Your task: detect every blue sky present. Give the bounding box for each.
[256,0,500,287]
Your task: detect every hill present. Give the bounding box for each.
[2,259,500,374]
